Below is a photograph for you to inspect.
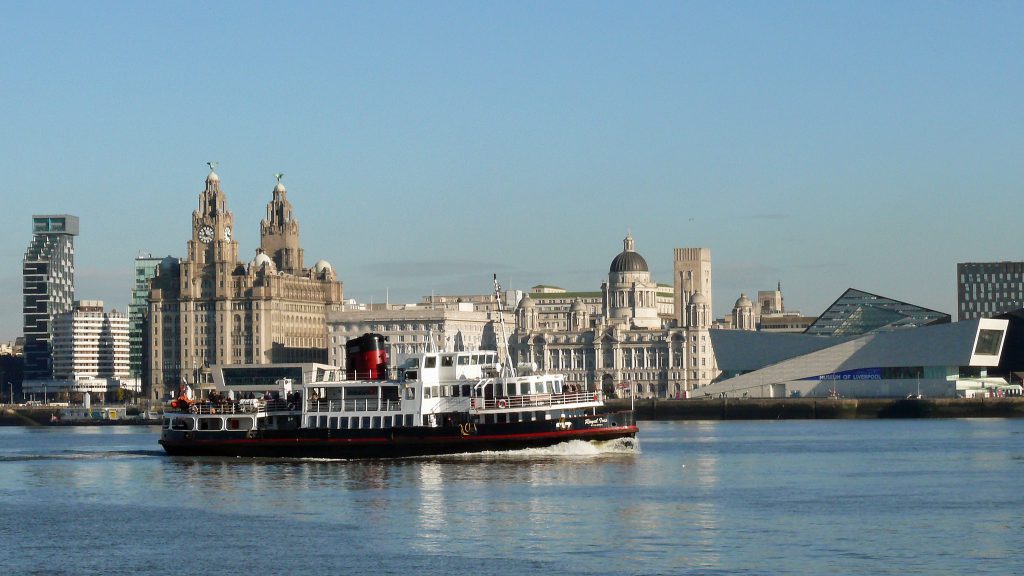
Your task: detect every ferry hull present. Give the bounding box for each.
[159,411,637,459]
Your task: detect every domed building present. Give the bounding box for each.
[603,233,661,330]
[147,168,343,400]
[510,234,719,399]
[733,293,756,331]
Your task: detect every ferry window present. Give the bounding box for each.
[462,384,471,397]
[519,382,530,395]
[372,416,381,429]
[329,417,337,428]
[554,381,562,394]
[308,417,317,428]
[471,354,478,365]
[452,385,460,398]
[339,417,349,429]
[422,415,430,426]
[442,356,454,367]
[405,388,416,400]
[199,418,222,431]
[432,386,440,398]
[319,416,328,428]
[458,355,469,366]
[424,387,432,399]
[172,417,193,430]
[384,416,393,428]
[361,417,370,429]
[163,418,171,429]
[424,356,437,368]
[405,414,414,427]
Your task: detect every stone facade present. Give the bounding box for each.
[326,307,508,368]
[512,235,718,399]
[147,169,343,399]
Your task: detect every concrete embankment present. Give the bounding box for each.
[604,397,1024,420]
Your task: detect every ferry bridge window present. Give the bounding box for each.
[458,355,470,366]
[424,357,437,368]
[442,356,454,367]
[519,382,530,395]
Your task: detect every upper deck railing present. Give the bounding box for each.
[471,391,602,411]
[306,399,402,413]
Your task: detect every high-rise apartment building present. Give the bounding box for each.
[51,300,130,381]
[22,215,79,380]
[957,261,1024,321]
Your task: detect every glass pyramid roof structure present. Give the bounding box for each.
[804,288,950,337]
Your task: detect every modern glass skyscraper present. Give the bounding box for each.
[129,253,164,381]
[22,215,79,380]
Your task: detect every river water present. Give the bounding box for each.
[0,419,1021,575]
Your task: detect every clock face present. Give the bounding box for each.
[198,225,214,244]
[224,227,232,241]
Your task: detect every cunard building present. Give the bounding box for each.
[147,167,343,399]
[511,234,717,399]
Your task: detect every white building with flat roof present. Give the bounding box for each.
[24,300,139,400]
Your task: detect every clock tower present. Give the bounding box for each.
[187,167,238,269]
[147,164,343,400]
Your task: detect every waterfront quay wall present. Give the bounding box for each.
[604,397,1024,420]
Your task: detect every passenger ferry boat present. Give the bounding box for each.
[158,336,636,458]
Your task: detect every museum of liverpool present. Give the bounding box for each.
[699,317,1013,399]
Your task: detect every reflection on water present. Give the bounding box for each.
[1,422,1023,575]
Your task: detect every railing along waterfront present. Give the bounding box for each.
[472,391,602,411]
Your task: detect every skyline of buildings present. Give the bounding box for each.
[11,169,1024,401]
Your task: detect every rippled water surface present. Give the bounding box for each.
[1,419,1022,575]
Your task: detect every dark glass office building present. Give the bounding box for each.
[958,261,1024,321]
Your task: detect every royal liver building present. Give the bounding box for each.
[511,234,716,399]
[147,167,343,399]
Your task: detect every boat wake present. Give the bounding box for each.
[426,437,640,461]
[0,449,164,463]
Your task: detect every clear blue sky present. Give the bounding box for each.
[2,1,1022,341]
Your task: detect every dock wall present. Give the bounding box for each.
[603,397,1024,420]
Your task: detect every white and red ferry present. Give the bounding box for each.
[159,332,637,458]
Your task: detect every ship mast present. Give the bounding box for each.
[493,274,516,378]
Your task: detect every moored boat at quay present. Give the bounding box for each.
[158,339,637,458]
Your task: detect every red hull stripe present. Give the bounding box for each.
[165,426,638,446]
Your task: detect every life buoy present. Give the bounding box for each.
[497,399,508,409]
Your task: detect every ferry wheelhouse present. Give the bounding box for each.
[159,334,637,459]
